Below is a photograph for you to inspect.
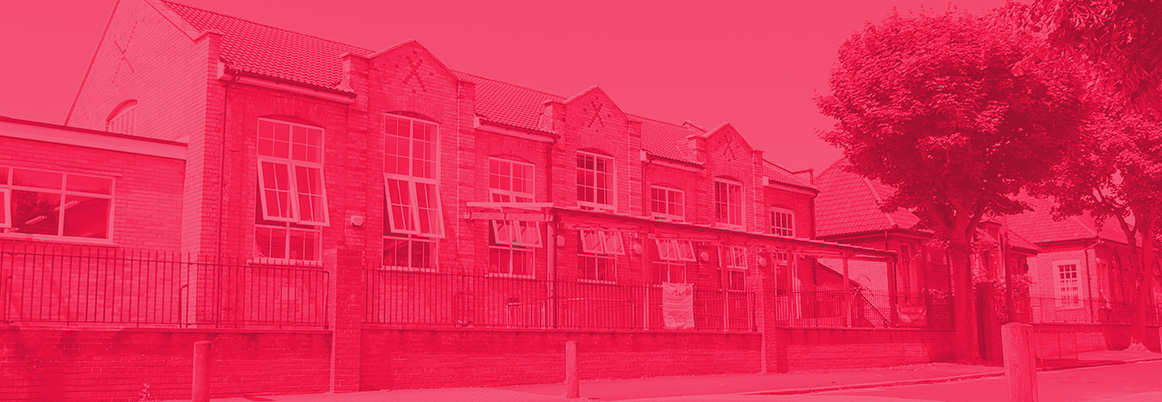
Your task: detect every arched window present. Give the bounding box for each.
[106,100,137,135]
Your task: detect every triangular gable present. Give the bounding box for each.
[703,123,754,163]
[366,39,458,84]
[563,86,629,128]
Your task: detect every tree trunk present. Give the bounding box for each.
[949,233,980,360]
[1130,217,1156,347]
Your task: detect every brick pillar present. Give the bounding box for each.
[754,254,788,373]
[328,247,365,392]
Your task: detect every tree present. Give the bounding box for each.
[1007,0,1162,116]
[1010,0,1162,350]
[817,10,1091,360]
[1037,100,1162,347]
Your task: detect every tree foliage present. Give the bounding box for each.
[1036,96,1162,345]
[1007,0,1162,115]
[819,10,1090,239]
[817,9,1092,359]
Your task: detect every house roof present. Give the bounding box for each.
[814,159,924,238]
[159,1,758,167]
[763,160,814,190]
[163,1,372,90]
[1007,193,1130,245]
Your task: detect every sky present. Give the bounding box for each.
[0,0,1007,173]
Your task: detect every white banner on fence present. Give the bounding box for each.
[662,282,695,329]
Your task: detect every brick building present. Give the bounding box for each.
[1008,193,1162,327]
[0,1,927,400]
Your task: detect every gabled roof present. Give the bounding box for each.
[763,160,814,190]
[454,71,564,133]
[154,1,776,169]
[1007,193,1130,245]
[815,159,924,239]
[634,115,700,164]
[162,1,373,90]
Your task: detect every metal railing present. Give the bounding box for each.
[774,289,954,329]
[0,241,328,328]
[363,269,757,332]
[1027,295,1161,325]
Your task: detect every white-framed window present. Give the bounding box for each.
[718,245,747,292]
[255,219,321,262]
[576,151,614,211]
[487,157,539,277]
[384,114,444,237]
[578,229,623,282]
[383,234,436,271]
[106,100,136,135]
[1096,258,1111,307]
[255,119,328,262]
[650,186,684,221]
[1054,261,1081,309]
[490,158,534,203]
[256,119,330,225]
[0,167,114,241]
[714,179,742,228]
[771,207,794,237]
[653,239,695,284]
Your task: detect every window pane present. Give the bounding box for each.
[0,190,8,227]
[289,228,320,261]
[489,248,505,274]
[412,238,433,269]
[0,167,7,185]
[415,182,441,235]
[512,249,532,276]
[256,226,287,259]
[10,190,61,235]
[62,195,110,239]
[295,166,326,223]
[385,179,415,232]
[260,161,294,219]
[13,169,62,190]
[66,175,113,194]
[384,236,408,267]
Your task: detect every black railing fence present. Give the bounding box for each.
[0,241,328,328]
[773,289,954,329]
[363,269,757,332]
[1028,295,1162,325]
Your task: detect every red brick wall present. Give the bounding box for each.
[0,137,185,251]
[762,186,814,238]
[0,328,330,402]
[779,327,956,370]
[360,328,761,390]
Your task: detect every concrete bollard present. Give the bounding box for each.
[1001,323,1038,402]
[565,341,579,399]
[193,341,211,402]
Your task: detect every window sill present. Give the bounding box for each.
[650,215,685,223]
[250,258,323,268]
[578,279,618,285]
[485,273,536,280]
[0,233,116,247]
[577,203,615,212]
[380,266,439,273]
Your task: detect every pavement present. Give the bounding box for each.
[200,349,1162,402]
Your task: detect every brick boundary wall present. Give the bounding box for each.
[1031,324,1161,359]
[778,327,957,371]
[0,327,330,402]
[359,328,762,390]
